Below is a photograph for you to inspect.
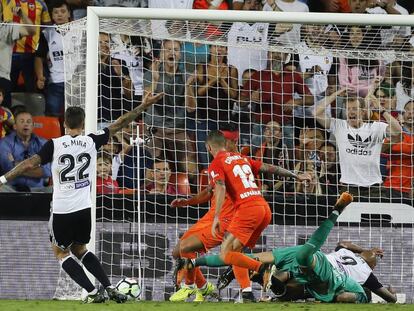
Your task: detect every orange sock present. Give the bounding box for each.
[233,266,250,289]
[194,267,207,289]
[224,252,262,272]
[177,269,186,286]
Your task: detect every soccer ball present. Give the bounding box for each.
[115,277,141,300]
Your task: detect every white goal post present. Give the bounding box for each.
[73,7,414,302]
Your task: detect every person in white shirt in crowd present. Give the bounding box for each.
[313,83,402,200]
[227,0,269,85]
[35,0,71,117]
[262,0,309,46]
[365,0,410,46]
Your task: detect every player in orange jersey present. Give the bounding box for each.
[198,130,310,302]
[169,125,241,302]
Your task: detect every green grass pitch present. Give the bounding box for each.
[1,301,413,311]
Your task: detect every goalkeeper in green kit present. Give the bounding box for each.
[180,192,368,303]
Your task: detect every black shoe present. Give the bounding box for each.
[241,291,256,303]
[84,288,106,303]
[106,286,128,303]
[269,275,287,297]
[173,258,185,291]
[333,192,353,214]
[217,266,235,290]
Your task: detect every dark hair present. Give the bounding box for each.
[64,106,85,129]
[49,0,70,12]
[206,130,226,147]
[219,122,238,132]
[98,153,112,164]
[12,106,30,119]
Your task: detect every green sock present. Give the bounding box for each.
[296,211,339,267]
[194,253,256,267]
[195,255,225,267]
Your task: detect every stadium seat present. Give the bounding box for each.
[32,116,62,140]
[198,168,209,192]
[11,92,46,116]
[170,173,191,196]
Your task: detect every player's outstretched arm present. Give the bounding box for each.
[0,155,42,186]
[373,286,397,303]
[259,163,312,183]
[107,92,163,137]
[171,186,213,208]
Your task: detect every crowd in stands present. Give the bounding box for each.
[0,0,413,206]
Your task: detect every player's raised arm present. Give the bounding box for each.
[107,92,163,137]
[0,155,42,186]
[258,162,312,183]
[171,185,213,208]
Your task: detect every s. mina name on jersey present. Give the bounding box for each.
[62,139,87,148]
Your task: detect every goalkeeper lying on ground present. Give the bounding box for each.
[179,192,368,303]
[218,240,396,303]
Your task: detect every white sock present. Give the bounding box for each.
[88,288,98,295]
[198,282,207,290]
[242,287,252,292]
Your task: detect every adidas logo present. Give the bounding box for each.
[347,133,371,148]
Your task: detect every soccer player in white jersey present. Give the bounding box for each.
[0,92,162,303]
[326,241,397,303]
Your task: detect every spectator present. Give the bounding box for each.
[111,35,149,106]
[148,0,193,39]
[194,44,238,166]
[338,26,384,97]
[0,87,14,138]
[98,32,134,124]
[2,0,51,93]
[34,0,71,117]
[314,90,403,200]
[254,121,292,193]
[143,40,198,182]
[0,6,35,108]
[296,24,333,100]
[382,101,413,199]
[365,0,410,46]
[227,0,268,85]
[294,127,325,194]
[65,0,92,20]
[318,142,341,195]
[96,154,120,194]
[241,50,312,149]
[193,0,229,9]
[0,109,51,192]
[146,159,185,195]
[348,0,368,12]
[180,22,210,73]
[263,0,309,46]
[369,82,400,121]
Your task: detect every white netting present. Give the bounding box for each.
[59,12,414,303]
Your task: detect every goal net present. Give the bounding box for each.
[58,9,414,302]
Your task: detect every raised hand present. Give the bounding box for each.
[141,92,164,110]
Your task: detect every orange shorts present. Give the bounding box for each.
[227,202,271,249]
[181,217,229,252]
